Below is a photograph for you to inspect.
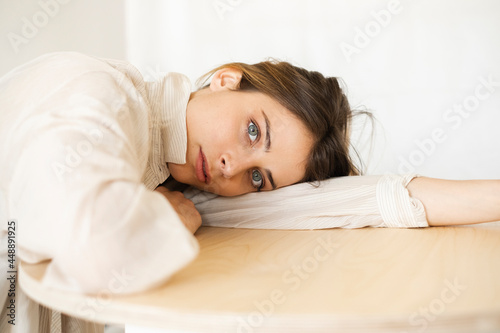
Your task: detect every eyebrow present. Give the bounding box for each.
[264,168,277,190]
[261,110,276,190]
[262,110,271,152]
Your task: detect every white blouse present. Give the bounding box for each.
[190,173,427,230]
[0,52,427,332]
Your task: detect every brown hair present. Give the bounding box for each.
[198,60,369,183]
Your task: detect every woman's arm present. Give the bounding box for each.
[406,177,500,226]
[190,174,428,229]
[2,53,200,295]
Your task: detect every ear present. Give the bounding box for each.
[209,67,243,91]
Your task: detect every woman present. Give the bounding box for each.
[0,52,498,332]
[0,52,358,332]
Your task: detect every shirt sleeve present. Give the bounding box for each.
[376,173,428,228]
[6,54,198,294]
[188,174,428,229]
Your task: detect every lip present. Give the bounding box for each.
[196,148,211,185]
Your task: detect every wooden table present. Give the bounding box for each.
[20,223,500,333]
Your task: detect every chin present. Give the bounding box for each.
[167,172,188,187]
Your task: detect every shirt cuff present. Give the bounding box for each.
[377,173,428,228]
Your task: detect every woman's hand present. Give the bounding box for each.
[155,186,202,234]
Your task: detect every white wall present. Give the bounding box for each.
[126,0,500,180]
[1,0,499,180]
[0,0,125,76]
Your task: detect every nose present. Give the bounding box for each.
[219,152,251,179]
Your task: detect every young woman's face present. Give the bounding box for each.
[168,68,314,196]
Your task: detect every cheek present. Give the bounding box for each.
[207,121,244,150]
[210,178,249,197]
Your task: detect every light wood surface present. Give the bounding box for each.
[20,223,500,333]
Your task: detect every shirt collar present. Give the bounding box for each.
[144,73,191,164]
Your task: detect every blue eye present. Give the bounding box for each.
[248,121,259,142]
[251,169,263,189]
